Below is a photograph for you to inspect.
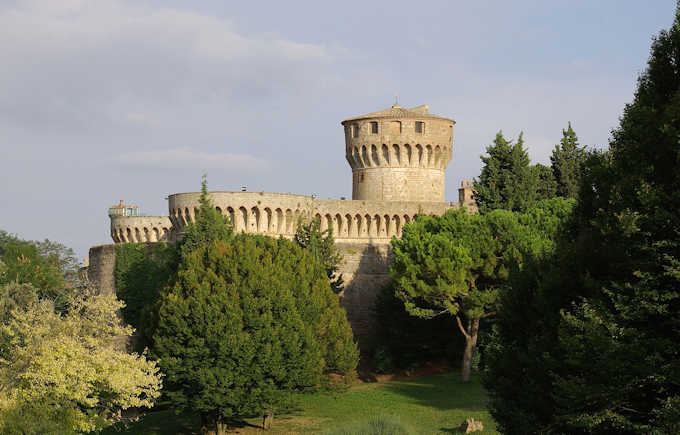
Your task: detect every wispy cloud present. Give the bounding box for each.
[114,148,268,171]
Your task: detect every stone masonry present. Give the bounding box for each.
[89,104,475,348]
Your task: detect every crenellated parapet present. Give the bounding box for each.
[341,104,454,203]
[161,191,459,244]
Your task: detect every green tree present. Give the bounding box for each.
[485,5,680,433]
[531,163,558,201]
[153,236,348,434]
[390,199,572,382]
[0,288,162,434]
[114,242,178,351]
[294,216,344,293]
[473,132,539,213]
[550,122,588,198]
[0,231,65,294]
[179,176,233,259]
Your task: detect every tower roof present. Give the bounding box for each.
[341,103,455,124]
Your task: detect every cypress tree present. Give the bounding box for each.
[294,216,344,294]
[550,122,587,198]
[474,132,538,213]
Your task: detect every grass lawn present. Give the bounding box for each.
[102,372,497,434]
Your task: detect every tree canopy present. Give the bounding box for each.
[0,287,162,434]
[294,216,344,294]
[550,122,588,199]
[153,181,357,434]
[390,199,573,381]
[473,132,559,213]
[0,230,69,296]
[484,5,680,433]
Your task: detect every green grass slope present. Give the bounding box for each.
[102,373,497,434]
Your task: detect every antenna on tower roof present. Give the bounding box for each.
[392,95,400,108]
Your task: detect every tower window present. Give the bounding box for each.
[352,124,359,137]
[370,122,378,134]
[415,121,425,134]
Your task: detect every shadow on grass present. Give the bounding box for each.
[380,372,489,412]
[101,409,263,434]
[438,428,465,434]
[101,410,200,434]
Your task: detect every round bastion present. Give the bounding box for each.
[341,104,455,202]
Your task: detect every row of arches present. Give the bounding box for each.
[312,212,415,239]
[170,205,420,239]
[112,226,171,243]
[171,206,309,235]
[347,143,450,170]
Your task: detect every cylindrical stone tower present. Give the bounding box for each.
[341,104,455,202]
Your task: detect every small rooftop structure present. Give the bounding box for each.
[108,200,139,217]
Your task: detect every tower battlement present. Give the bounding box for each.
[341,104,454,202]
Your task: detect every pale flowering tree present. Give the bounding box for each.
[0,288,162,434]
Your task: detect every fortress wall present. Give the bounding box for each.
[140,191,458,245]
[87,244,117,295]
[110,216,173,243]
[168,192,315,236]
[352,167,445,202]
[86,239,392,351]
[336,242,392,350]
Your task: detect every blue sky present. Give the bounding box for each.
[0,0,676,260]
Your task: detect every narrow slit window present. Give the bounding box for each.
[370,122,378,134]
[415,121,425,134]
[352,124,359,137]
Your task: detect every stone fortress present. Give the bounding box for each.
[89,103,475,348]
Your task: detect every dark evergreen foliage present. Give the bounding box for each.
[550,122,588,199]
[153,235,358,431]
[373,281,464,370]
[294,216,344,294]
[485,5,680,433]
[531,163,558,201]
[179,176,233,259]
[114,242,178,351]
[473,132,541,213]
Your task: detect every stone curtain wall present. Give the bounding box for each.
[336,242,392,349]
[86,241,392,350]
[110,191,459,245]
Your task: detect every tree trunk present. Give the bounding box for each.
[200,412,214,435]
[263,411,274,430]
[200,412,228,435]
[216,419,228,435]
[460,317,480,382]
